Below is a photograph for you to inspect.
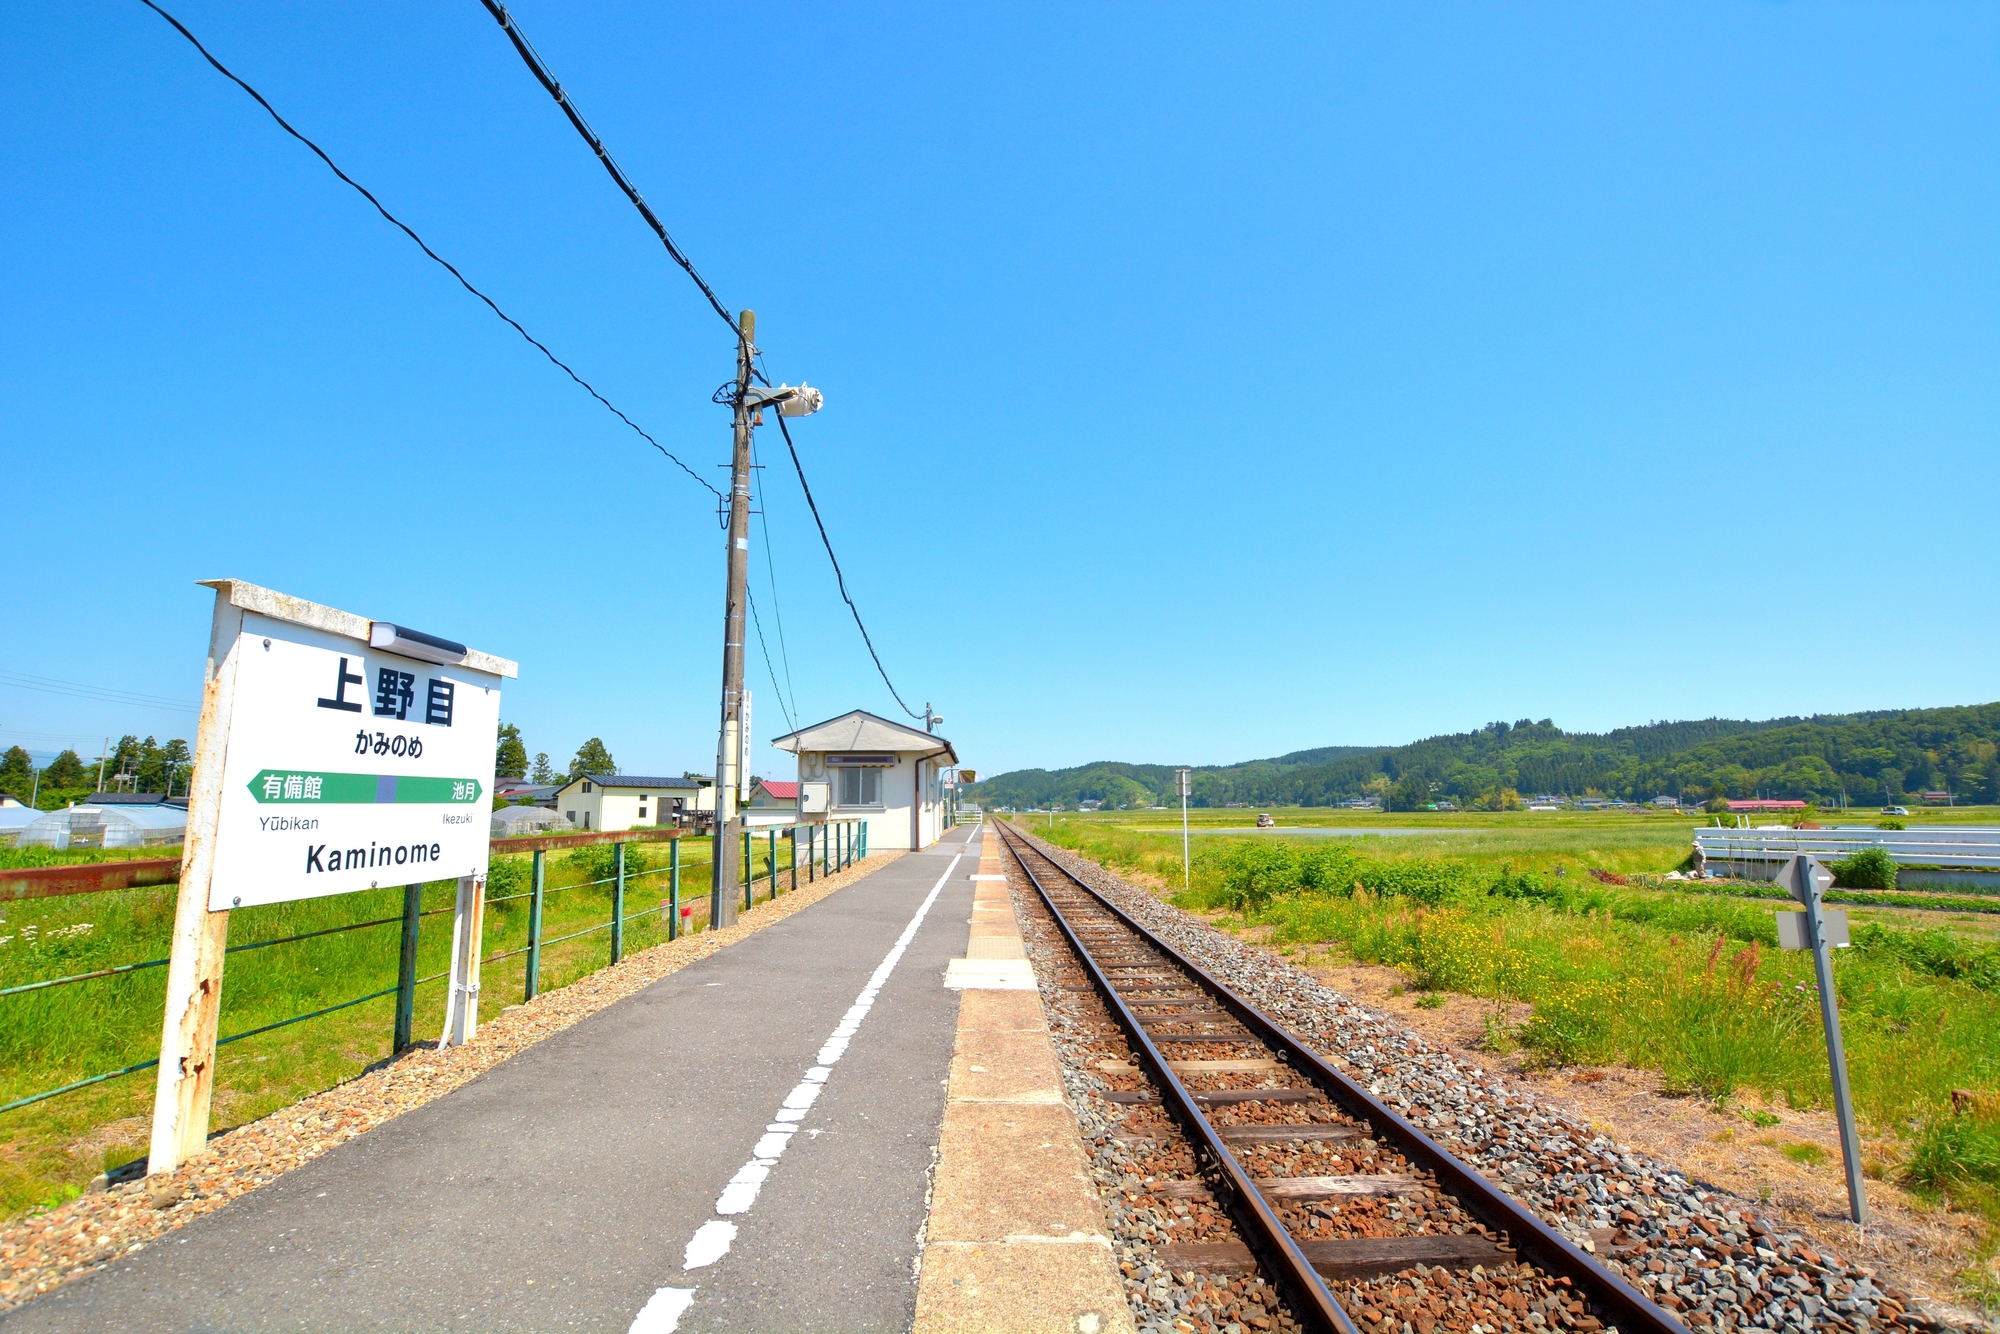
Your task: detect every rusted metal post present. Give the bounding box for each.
[525,850,545,1001]
[393,881,422,1050]
[611,841,626,964]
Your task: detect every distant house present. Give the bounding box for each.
[1919,791,1954,804]
[1651,795,1680,808]
[553,774,710,832]
[1078,799,1103,811]
[1724,799,1808,813]
[494,777,560,807]
[1341,797,1381,810]
[745,778,799,827]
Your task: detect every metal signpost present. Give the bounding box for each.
[148,580,513,1175]
[1773,853,1867,1225]
[1176,767,1193,893]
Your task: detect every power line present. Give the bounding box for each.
[476,1,740,338]
[773,412,923,721]
[0,670,197,713]
[745,589,796,739]
[749,438,800,726]
[136,0,721,499]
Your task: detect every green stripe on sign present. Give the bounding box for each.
[247,771,483,804]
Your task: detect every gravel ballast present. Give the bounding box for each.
[1005,825,1989,1334]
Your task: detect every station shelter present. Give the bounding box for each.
[770,710,958,851]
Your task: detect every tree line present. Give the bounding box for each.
[1,735,193,810]
[969,702,2000,812]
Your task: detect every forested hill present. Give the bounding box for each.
[967,703,2000,811]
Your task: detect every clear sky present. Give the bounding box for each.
[3,2,1994,780]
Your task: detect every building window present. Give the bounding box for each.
[838,767,881,806]
[566,810,576,824]
[584,811,591,830]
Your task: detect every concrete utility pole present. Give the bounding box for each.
[712,311,757,930]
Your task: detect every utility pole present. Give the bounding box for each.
[712,310,756,931]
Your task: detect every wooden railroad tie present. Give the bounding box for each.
[1156,1234,1515,1282]
[1101,1088,1323,1106]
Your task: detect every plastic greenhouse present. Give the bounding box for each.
[490,805,572,837]
[19,803,188,849]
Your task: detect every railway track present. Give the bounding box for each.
[995,819,1681,1334]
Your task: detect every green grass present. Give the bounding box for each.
[0,834,812,1222]
[1018,813,2000,1229]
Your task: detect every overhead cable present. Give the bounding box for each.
[745,589,797,738]
[476,1,740,337]
[773,413,924,722]
[135,0,721,499]
[750,438,801,726]
[0,669,197,714]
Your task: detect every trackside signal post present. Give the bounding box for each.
[1774,853,1867,1225]
[1176,768,1192,892]
[149,580,514,1174]
[711,311,820,929]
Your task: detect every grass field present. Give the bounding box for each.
[0,834,814,1222]
[1018,809,2000,1276]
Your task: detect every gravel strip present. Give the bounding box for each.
[0,851,904,1313]
[1006,825,1991,1334]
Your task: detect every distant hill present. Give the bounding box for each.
[967,703,2000,811]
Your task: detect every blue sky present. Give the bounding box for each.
[2,2,1994,780]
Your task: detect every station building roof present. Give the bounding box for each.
[770,710,957,764]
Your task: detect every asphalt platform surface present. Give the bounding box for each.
[4,825,982,1333]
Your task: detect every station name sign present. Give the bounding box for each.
[206,608,506,909]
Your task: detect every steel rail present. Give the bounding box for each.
[997,821,1683,1334]
[998,823,1358,1334]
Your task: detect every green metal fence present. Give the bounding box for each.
[0,819,870,1119]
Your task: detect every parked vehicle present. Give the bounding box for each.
[1881,806,1910,816]
[1256,813,1276,828]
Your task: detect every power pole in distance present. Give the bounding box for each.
[712,311,757,931]
[710,314,821,929]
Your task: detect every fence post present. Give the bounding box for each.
[611,841,626,965]
[790,827,798,893]
[860,820,868,860]
[668,837,681,941]
[393,881,422,1050]
[742,828,752,911]
[767,830,777,900]
[525,848,545,1001]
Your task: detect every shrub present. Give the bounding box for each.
[1905,1113,2000,1190]
[1831,847,1897,891]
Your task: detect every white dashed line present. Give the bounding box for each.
[627,836,975,1332]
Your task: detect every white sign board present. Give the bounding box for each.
[740,688,753,803]
[1777,907,1849,950]
[207,611,503,909]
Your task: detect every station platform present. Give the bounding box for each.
[4,828,980,1332]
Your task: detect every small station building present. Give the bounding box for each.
[771,710,958,852]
